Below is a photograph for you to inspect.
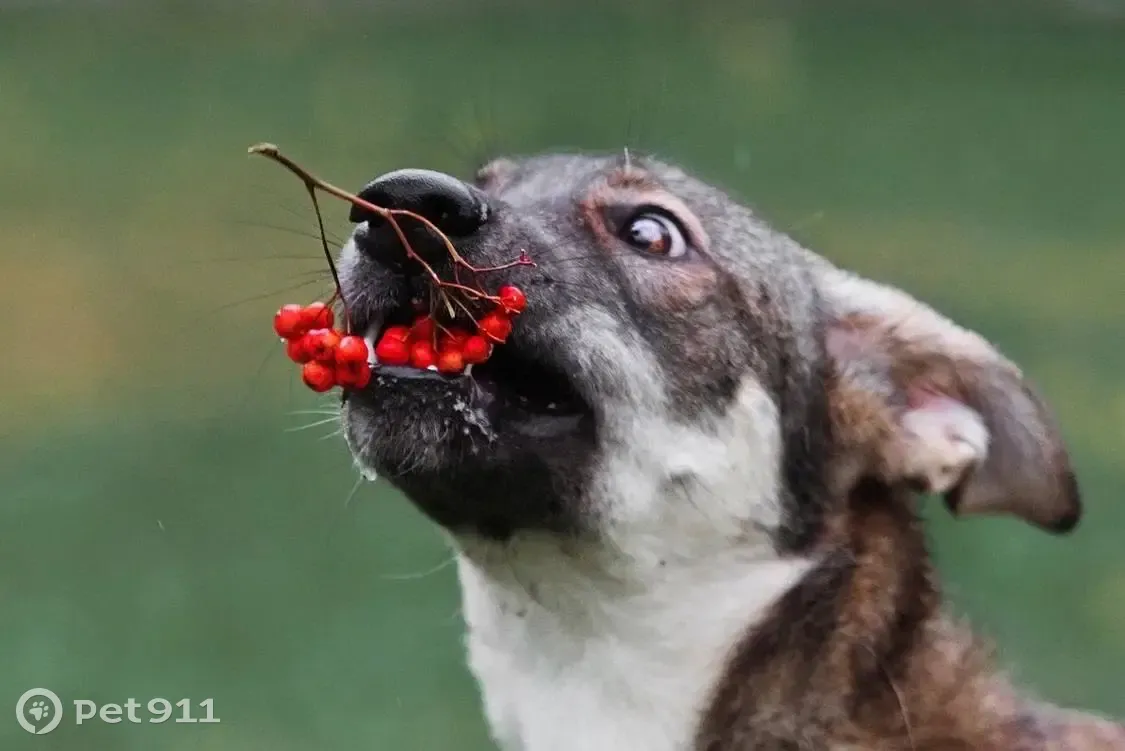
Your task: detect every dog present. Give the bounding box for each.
[333,154,1124,750]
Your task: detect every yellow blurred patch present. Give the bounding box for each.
[0,237,123,422]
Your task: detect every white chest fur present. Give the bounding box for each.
[456,542,813,751]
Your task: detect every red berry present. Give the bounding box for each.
[300,302,334,330]
[382,325,412,344]
[478,312,512,343]
[498,285,527,314]
[436,348,465,375]
[410,340,437,370]
[462,335,492,364]
[438,328,471,350]
[335,335,369,365]
[410,316,436,343]
[274,304,305,339]
[336,361,372,389]
[306,328,342,363]
[301,361,336,392]
[285,336,313,364]
[374,334,410,366]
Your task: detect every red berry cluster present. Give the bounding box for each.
[373,285,527,376]
[250,145,538,395]
[273,301,372,393]
[271,285,526,392]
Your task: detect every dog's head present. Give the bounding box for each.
[338,153,1080,556]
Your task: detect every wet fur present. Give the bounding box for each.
[337,153,1121,750]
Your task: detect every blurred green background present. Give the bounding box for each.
[2,0,1123,748]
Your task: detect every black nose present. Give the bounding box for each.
[349,169,488,237]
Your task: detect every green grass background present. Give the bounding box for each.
[1,0,1123,748]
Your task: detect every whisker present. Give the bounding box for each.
[213,279,330,311]
[174,278,333,335]
[380,554,457,582]
[284,416,341,433]
[318,475,368,555]
[246,189,352,241]
[469,90,492,166]
[284,269,336,281]
[438,129,480,169]
[225,217,349,247]
[342,474,366,510]
[176,254,324,265]
[206,338,283,432]
[480,102,504,169]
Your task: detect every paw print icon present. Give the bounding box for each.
[16,688,63,734]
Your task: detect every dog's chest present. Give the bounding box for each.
[456,553,812,751]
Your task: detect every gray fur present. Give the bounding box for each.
[334,152,1086,751]
[339,152,837,547]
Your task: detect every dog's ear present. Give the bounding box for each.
[814,263,1081,534]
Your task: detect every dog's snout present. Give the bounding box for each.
[350,169,488,238]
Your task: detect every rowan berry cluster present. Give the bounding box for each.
[372,284,526,375]
[273,284,526,392]
[273,301,372,393]
[250,143,534,395]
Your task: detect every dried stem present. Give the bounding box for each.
[247,143,534,329]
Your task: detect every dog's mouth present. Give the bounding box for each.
[472,346,588,417]
[355,307,591,426]
[341,300,597,536]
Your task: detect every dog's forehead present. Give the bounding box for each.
[498,154,799,258]
[493,154,613,203]
[493,153,701,203]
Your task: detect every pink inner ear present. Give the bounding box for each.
[898,386,990,496]
[905,382,955,410]
[821,268,1081,531]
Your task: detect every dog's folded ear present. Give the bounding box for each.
[813,262,1081,534]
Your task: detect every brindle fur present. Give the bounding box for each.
[336,152,1122,750]
[696,342,1120,750]
[697,478,1125,750]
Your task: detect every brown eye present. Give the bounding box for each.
[620,212,688,259]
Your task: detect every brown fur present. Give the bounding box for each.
[694,368,1123,751]
[818,290,1081,534]
[696,483,1125,749]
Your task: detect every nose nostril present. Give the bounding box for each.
[349,168,488,237]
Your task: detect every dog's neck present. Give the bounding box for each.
[450,483,1049,751]
[454,530,814,751]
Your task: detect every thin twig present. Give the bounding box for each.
[305,185,347,329]
[247,143,534,326]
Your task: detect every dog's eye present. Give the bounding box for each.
[619,211,688,259]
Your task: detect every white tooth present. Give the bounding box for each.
[364,317,383,367]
